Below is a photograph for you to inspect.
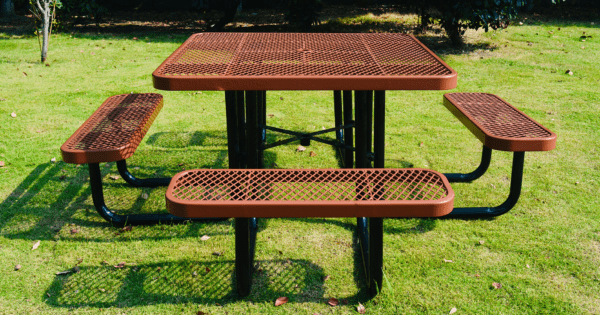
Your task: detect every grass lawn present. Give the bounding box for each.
[1,12,599,314]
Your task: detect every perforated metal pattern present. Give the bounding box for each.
[166,168,454,218]
[153,33,457,91]
[61,93,163,164]
[444,93,557,151]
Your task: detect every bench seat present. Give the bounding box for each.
[443,93,556,152]
[166,168,454,218]
[61,93,163,164]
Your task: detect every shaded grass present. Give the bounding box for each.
[1,15,600,315]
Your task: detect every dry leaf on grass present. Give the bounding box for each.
[327,298,339,306]
[449,307,457,314]
[141,193,149,200]
[565,70,573,75]
[32,241,40,250]
[121,226,132,232]
[280,97,284,100]
[212,252,222,256]
[200,235,210,241]
[114,262,126,269]
[309,151,317,157]
[56,270,71,275]
[192,271,198,277]
[443,259,453,263]
[275,296,289,306]
[0,161,4,167]
[15,264,22,271]
[492,282,502,289]
[10,112,16,118]
[479,240,485,245]
[357,302,366,314]
[296,145,306,152]
[70,229,78,234]
[109,175,119,180]
[205,267,211,273]
[323,275,331,281]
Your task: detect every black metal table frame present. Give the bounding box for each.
[222,90,526,298]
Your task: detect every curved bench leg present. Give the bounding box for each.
[116,160,170,187]
[235,217,257,297]
[89,163,227,227]
[444,145,492,183]
[445,151,524,218]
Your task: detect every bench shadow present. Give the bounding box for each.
[45,258,326,308]
[146,130,228,148]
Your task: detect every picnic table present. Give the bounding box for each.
[60,32,556,298]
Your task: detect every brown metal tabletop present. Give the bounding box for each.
[152,32,457,91]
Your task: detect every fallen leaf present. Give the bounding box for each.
[309,151,317,157]
[205,267,211,273]
[99,288,106,292]
[526,264,530,268]
[327,298,339,306]
[474,274,480,277]
[51,157,57,163]
[76,258,83,264]
[101,260,108,265]
[192,271,198,277]
[114,262,126,268]
[46,293,50,297]
[324,275,331,281]
[22,72,27,76]
[197,311,208,315]
[492,282,502,289]
[0,98,6,101]
[419,142,424,147]
[11,112,17,118]
[479,240,485,245]
[275,296,289,306]
[15,264,21,271]
[443,259,453,263]
[45,63,50,67]
[32,241,40,250]
[527,42,533,46]
[141,193,149,200]
[296,146,306,152]
[449,307,457,314]
[280,97,284,100]
[200,235,210,241]
[109,175,119,180]
[133,37,138,40]
[178,163,185,167]
[565,70,573,75]
[268,114,274,117]
[121,226,132,232]
[357,302,366,314]
[212,251,222,256]
[70,229,78,234]
[56,270,71,275]
[519,21,523,25]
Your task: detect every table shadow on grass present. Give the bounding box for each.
[0,146,276,243]
[45,259,326,308]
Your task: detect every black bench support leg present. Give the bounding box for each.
[334,91,344,160]
[444,145,492,183]
[445,151,524,218]
[369,217,384,297]
[225,91,240,169]
[236,91,247,169]
[235,217,257,297]
[90,163,226,227]
[116,160,170,187]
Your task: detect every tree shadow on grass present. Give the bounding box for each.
[45,258,326,308]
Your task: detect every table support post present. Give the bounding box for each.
[343,91,354,168]
[370,90,386,297]
[246,91,259,169]
[235,217,257,297]
[374,91,385,169]
[334,91,343,158]
[225,91,240,169]
[236,91,246,169]
[365,90,373,167]
[256,91,265,169]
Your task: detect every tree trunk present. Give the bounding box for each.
[41,1,50,62]
[1,0,15,17]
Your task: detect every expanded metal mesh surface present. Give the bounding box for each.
[445,93,552,139]
[62,93,163,163]
[170,169,449,202]
[156,33,453,77]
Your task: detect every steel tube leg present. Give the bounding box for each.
[343,90,354,168]
[225,91,240,169]
[445,152,525,218]
[235,218,255,297]
[257,91,265,169]
[369,218,383,297]
[444,145,492,183]
[245,91,258,169]
[334,91,343,148]
[236,91,247,169]
[116,160,170,187]
[365,90,373,167]
[373,91,385,169]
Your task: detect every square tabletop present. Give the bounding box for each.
[153,32,457,91]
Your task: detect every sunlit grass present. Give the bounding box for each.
[1,14,599,314]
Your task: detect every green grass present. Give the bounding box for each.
[1,17,599,314]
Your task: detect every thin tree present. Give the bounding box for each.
[30,0,56,63]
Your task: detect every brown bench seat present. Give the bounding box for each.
[166,168,454,218]
[443,93,556,152]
